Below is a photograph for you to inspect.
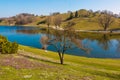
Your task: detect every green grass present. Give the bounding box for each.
[67,17,120,31]
[0,45,119,80]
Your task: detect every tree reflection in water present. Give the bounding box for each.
[117,40,120,52]
[97,34,111,50]
[16,28,46,34]
[40,36,49,50]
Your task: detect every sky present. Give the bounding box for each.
[0,0,120,17]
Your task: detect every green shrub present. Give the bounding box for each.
[0,36,7,52]
[2,42,11,54]
[0,35,19,54]
[11,42,19,53]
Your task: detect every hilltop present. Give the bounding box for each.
[0,9,120,31]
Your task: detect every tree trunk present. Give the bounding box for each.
[104,26,107,31]
[60,57,64,64]
[58,52,64,64]
[47,25,50,38]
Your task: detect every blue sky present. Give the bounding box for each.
[0,0,120,17]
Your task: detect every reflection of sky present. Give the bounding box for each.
[0,26,120,58]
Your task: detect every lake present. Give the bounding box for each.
[0,26,120,58]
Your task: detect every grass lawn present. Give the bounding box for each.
[0,45,119,80]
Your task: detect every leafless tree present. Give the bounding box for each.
[40,36,49,50]
[46,16,52,37]
[98,10,114,31]
[41,17,89,64]
[49,29,75,64]
[48,22,90,64]
[46,16,51,27]
[53,15,62,29]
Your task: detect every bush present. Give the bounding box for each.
[37,20,46,25]
[11,42,19,53]
[0,35,19,54]
[0,36,8,52]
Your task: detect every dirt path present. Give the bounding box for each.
[18,50,58,63]
[50,26,120,33]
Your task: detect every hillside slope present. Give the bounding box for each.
[0,9,120,30]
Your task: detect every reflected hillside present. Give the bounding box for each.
[16,28,46,34]
[77,32,120,40]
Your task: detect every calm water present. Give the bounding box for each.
[0,26,120,58]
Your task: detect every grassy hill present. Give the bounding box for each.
[0,45,119,80]
[0,9,120,31]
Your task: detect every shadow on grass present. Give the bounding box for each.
[19,54,67,65]
[110,28,120,31]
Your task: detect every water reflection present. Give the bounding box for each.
[117,40,120,52]
[97,34,111,50]
[16,28,120,55]
[71,38,90,53]
[16,28,46,34]
[40,36,49,50]
[0,26,120,58]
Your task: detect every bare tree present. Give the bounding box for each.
[46,16,52,36]
[98,10,114,31]
[53,15,62,29]
[49,28,75,64]
[40,36,49,50]
[46,16,51,27]
[48,22,90,64]
[41,17,89,64]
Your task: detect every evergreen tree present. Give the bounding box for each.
[75,11,78,18]
[66,12,74,20]
[69,12,74,19]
